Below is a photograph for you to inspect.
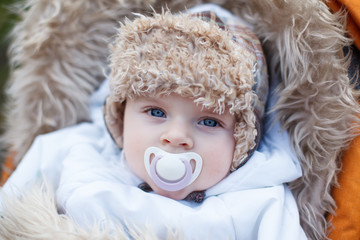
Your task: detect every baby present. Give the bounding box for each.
[104,8,267,202]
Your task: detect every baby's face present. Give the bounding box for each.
[122,94,235,200]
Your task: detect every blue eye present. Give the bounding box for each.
[148,108,165,118]
[199,119,219,127]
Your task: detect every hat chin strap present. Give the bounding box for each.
[144,147,202,192]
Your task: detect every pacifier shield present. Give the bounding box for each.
[144,147,203,191]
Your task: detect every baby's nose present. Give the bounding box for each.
[160,122,194,149]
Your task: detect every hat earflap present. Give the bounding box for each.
[104,97,125,148]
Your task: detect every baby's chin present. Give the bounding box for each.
[150,184,194,201]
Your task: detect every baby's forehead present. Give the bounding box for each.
[127,93,236,116]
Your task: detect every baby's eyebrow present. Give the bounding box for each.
[133,96,162,104]
[200,109,219,116]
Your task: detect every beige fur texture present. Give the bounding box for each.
[1,0,360,239]
[0,184,183,240]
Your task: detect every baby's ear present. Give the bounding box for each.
[103,97,125,148]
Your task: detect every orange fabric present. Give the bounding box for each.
[327,0,360,50]
[0,151,17,186]
[328,135,360,239]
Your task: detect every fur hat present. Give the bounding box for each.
[104,10,268,170]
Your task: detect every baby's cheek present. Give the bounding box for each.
[125,151,146,178]
[203,153,231,179]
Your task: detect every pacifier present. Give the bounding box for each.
[144,147,203,191]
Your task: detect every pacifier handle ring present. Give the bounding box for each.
[150,156,193,192]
